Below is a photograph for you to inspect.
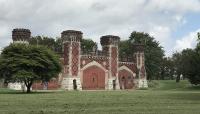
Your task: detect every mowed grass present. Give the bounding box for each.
[0,80,200,114]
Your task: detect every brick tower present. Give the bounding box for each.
[100,35,120,90]
[133,44,148,88]
[12,28,31,44]
[61,30,82,90]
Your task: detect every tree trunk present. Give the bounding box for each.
[26,84,32,93]
[26,86,31,93]
[176,75,180,83]
[25,80,33,93]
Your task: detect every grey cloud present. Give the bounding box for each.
[0,0,200,56]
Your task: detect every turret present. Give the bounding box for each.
[61,30,82,43]
[100,35,120,90]
[61,30,82,90]
[133,44,148,88]
[12,28,31,44]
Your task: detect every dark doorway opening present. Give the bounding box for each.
[73,79,77,90]
[113,80,116,90]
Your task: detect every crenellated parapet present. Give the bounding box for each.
[12,28,31,44]
[61,30,82,43]
[100,35,120,46]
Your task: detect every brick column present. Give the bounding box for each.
[100,35,120,90]
[61,30,82,90]
[133,44,148,88]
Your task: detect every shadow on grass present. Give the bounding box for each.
[186,85,200,90]
[165,92,200,101]
[0,89,63,94]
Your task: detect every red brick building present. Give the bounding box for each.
[60,30,148,90]
[12,28,148,90]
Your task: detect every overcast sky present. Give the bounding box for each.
[0,0,200,56]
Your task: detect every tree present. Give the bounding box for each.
[160,57,175,80]
[182,49,200,85]
[29,36,56,51]
[81,39,96,52]
[0,44,62,93]
[172,48,200,85]
[119,31,165,80]
[54,37,63,53]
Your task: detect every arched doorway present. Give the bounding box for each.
[118,69,135,89]
[82,65,105,90]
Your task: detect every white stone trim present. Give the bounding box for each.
[69,42,72,76]
[13,40,29,44]
[81,61,107,71]
[8,82,30,91]
[109,45,112,77]
[61,77,82,90]
[118,65,136,77]
[137,79,148,88]
[78,42,81,77]
[119,62,135,65]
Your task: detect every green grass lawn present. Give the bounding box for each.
[0,80,200,114]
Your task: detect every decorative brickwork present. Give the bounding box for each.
[80,56,109,70]
[63,42,69,65]
[111,47,117,76]
[71,42,79,76]
[119,62,137,73]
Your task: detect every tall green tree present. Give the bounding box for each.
[0,44,62,93]
[173,49,200,85]
[119,31,165,80]
[171,33,200,85]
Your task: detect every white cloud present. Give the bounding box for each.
[149,26,171,44]
[0,0,200,55]
[174,29,200,52]
[146,0,200,13]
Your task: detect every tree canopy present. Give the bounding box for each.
[0,44,62,93]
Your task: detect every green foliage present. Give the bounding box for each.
[170,33,200,85]
[30,36,96,54]
[148,80,159,88]
[81,38,96,52]
[29,36,56,50]
[0,44,62,93]
[160,57,175,80]
[172,48,200,85]
[119,40,132,57]
[29,36,63,54]
[119,31,165,80]
[54,37,62,53]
